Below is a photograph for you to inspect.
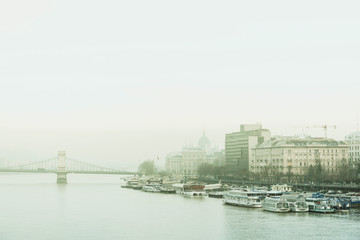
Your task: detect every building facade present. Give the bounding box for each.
[348,141,360,169]
[345,131,360,169]
[166,131,225,176]
[207,150,225,167]
[165,148,206,176]
[225,124,271,173]
[251,137,349,175]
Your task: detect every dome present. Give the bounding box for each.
[198,130,211,151]
[345,131,360,141]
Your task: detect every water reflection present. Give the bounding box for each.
[0,174,359,240]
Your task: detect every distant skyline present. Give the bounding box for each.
[1,0,360,169]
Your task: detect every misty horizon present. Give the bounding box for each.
[1,1,360,169]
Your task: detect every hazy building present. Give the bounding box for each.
[206,149,225,167]
[198,130,211,154]
[345,131,360,168]
[225,124,271,173]
[165,154,182,175]
[166,148,206,177]
[348,141,360,169]
[345,131,360,142]
[166,131,223,176]
[251,138,349,175]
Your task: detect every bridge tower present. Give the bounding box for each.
[56,151,67,184]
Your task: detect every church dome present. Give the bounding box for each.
[198,131,211,151]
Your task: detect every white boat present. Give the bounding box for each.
[281,194,309,212]
[209,191,227,198]
[142,185,161,193]
[261,197,291,213]
[204,183,223,192]
[172,183,184,194]
[305,198,336,213]
[180,184,207,197]
[121,178,139,188]
[222,190,267,208]
[254,186,268,191]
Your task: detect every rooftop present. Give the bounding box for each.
[255,138,347,149]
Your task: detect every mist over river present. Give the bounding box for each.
[0,173,359,240]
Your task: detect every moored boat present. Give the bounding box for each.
[281,194,308,212]
[341,194,360,208]
[159,186,176,194]
[305,198,336,213]
[204,183,223,191]
[222,191,266,208]
[266,190,285,198]
[142,185,161,193]
[172,183,185,194]
[209,191,226,198]
[326,196,350,211]
[132,185,143,190]
[121,178,139,189]
[261,197,291,213]
[180,184,207,197]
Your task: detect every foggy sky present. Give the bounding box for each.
[1,0,359,169]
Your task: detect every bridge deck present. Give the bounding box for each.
[0,169,135,175]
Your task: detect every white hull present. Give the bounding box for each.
[143,189,161,193]
[261,197,291,213]
[288,203,309,212]
[222,196,262,208]
[263,207,291,213]
[223,200,262,208]
[222,191,266,208]
[142,186,161,193]
[291,207,309,212]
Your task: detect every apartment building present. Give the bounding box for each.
[225,124,271,173]
[251,137,348,175]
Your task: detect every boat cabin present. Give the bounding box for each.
[271,184,293,192]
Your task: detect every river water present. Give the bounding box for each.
[0,173,359,240]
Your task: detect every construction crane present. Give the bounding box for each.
[306,125,336,139]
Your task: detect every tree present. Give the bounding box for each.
[213,166,226,177]
[158,170,169,177]
[337,158,357,183]
[197,163,214,177]
[286,165,293,183]
[306,165,315,183]
[138,160,156,176]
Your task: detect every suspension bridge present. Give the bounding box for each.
[0,151,135,183]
